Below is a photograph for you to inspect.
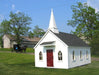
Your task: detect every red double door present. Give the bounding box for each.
[47,50,53,67]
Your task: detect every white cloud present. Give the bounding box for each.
[12,4,15,10]
[87,0,99,13]
[16,10,20,14]
[11,4,21,14]
[95,8,99,13]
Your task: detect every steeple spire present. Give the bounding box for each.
[48,9,59,33]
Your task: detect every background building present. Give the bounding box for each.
[2,34,40,48]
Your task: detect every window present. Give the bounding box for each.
[73,51,75,61]
[86,51,88,59]
[80,51,82,59]
[58,51,62,60]
[39,51,43,60]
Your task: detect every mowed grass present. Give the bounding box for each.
[0,48,34,53]
[26,48,34,53]
[0,52,99,75]
[0,48,11,51]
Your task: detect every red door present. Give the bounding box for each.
[47,50,53,67]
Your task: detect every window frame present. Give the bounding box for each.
[39,51,43,60]
[58,51,62,61]
[86,50,89,59]
[80,51,83,61]
[72,51,75,61]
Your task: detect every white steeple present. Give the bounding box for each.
[48,9,59,33]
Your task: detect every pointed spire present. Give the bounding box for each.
[48,9,59,33]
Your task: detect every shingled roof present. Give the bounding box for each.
[4,34,40,42]
[54,32,89,47]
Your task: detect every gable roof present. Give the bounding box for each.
[54,32,89,47]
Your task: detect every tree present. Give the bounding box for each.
[9,12,32,44]
[90,30,99,55]
[67,2,99,55]
[28,31,34,38]
[33,25,45,37]
[28,25,45,38]
[0,36,3,48]
[0,19,11,35]
[0,19,11,47]
[67,2,99,42]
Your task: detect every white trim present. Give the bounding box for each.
[34,30,68,49]
[34,30,50,49]
[72,60,76,62]
[40,41,55,47]
[49,31,68,47]
[69,46,90,48]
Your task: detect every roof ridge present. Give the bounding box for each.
[59,31,76,36]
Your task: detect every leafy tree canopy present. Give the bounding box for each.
[9,11,32,44]
[67,2,99,42]
[0,19,11,47]
[68,2,99,55]
[28,25,45,38]
[0,19,11,35]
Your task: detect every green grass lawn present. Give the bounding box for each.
[26,48,34,53]
[0,48,11,51]
[0,52,99,75]
[92,53,99,58]
[0,48,34,53]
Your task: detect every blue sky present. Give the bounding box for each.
[0,0,99,33]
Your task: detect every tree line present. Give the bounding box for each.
[0,12,45,47]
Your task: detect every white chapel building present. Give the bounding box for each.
[34,9,91,69]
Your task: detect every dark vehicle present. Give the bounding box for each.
[13,44,27,52]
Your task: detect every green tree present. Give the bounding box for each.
[0,19,11,47]
[90,30,99,55]
[67,2,99,42]
[67,2,99,55]
[28,31,34,38]
[0,36,3,48]
[9,12,32,44]
[28,25,45,38]
[0,19,11,35]
[33,25,45,37]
